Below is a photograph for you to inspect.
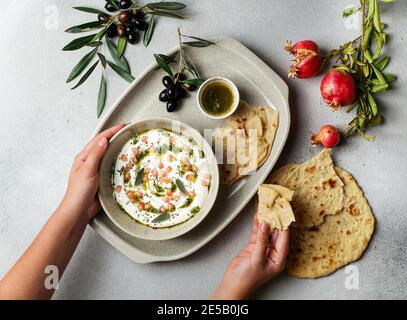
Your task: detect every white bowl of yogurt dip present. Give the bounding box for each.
[98,118,219,240]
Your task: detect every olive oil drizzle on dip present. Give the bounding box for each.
[201,82,234,116]
[112,128,211,228]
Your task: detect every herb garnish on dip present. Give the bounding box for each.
[112,128,211,228]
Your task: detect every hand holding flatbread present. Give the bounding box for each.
[258,184,295,230]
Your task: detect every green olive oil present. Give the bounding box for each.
[201,82,234,116]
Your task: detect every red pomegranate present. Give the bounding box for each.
[311,125,341,148]
[285,40,322,79]
[320,69,358,109]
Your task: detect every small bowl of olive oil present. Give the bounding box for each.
[197,77,240,119]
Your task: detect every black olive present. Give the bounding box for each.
[166,100,177,112]
[125,24,136,34]
[134,10,146,20]
[107,25,117,38]
[98,14,110,23]
[105,3,117,12]
[118,11,131,23]
[127,31,139,44]
[174,73,187,81]
[182,83,197,92]
[166,86,178,100]
[134,19,147,31]
[117,23,126,38]
[119,0,132,10]
[162,76,174,88]
[159,89,169,102]
[175,84,187,98]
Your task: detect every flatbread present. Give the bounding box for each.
[266,163,298,186]
[267,184,294,201]
[268,149,344,228]
[256,105,279,146]
[258,184,295,230]
[217,101,279,185]
[286,167,375,278]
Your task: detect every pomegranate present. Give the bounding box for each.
[311,125,341,148]
[285,40,322,79]
[320,69,357,109]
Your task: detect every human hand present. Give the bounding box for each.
[210,214,289,300]
[60,124,125,220]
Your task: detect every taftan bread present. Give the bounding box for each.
[216,101,279,185]
[266,152,375,278]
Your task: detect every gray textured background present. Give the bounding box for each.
[0,0,406,299]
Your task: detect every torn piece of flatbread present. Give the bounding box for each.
[258,184,295,230]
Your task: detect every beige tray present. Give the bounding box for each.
[90,36,290,263]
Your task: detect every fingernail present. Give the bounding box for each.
[260,223,270,234]
[98,137,108,147]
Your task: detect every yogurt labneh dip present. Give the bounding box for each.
[112,128,211,228]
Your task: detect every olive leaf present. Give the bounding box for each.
[71,61,99,90]
[73,7,107,15]
[117,37,127,58]
[106,38,131,73]
[143,15,156,47]
[62,33,97,51]
[106,60,135,83]
[65,21,105,33]
[151,213,171,223]
[149,10,185,19]
[182,35,215,45]
[153,52,178,70]
[97,74,106,118]
[146,2,187,10]
[180,78,205,86]
[66,48,97,83]
[154,53,174,76]
[65,2,190,119]
[182,41,213,47]
[87,41,103,47]
[97,52,107,68]
[176,178,189,196]
[92,23,111,42]
[183,54,199,78]
[157,52,178,64]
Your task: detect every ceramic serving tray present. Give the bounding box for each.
[90,36,290,263]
